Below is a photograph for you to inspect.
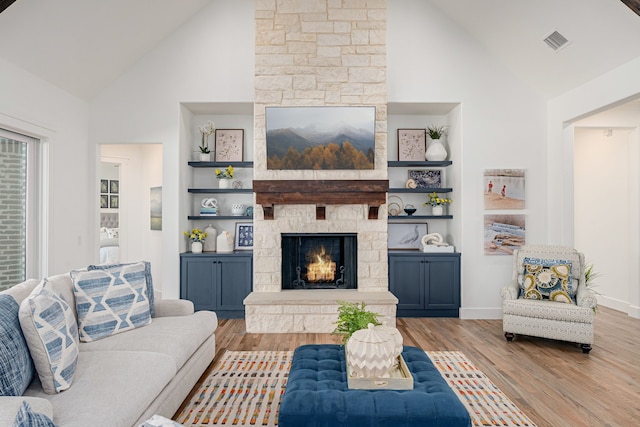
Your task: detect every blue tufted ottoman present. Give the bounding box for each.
[279,344,471,427]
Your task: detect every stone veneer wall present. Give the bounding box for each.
[247,0,394,333]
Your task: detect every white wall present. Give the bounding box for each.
[574,128,632,309]
[550,58,640,318]
[388,0,547,318]
[90,1,254,298]
[0,57,93,276]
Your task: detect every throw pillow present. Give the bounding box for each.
[522,262,574,303]
[19,280,79,394]
[71,261,152,342]
[520,257,576,298]
[0,295,35,396]
[13,401,57,427]
[87,261,155,317]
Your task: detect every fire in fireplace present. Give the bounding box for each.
[281,233,357,290]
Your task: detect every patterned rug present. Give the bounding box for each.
[176,350,536,427]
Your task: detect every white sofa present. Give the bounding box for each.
[0,271,218,426]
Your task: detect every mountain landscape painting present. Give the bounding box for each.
[266,106,375,170]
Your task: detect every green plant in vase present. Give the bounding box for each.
[332,301,381,344]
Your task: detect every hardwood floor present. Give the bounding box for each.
[178,307,640,427]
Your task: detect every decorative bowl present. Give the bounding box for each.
[404,204,417,216]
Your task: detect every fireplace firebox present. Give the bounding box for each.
[281,233,357,290]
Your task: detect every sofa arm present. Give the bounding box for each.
[153,298,195,317]
[0,397,53,425]
[501,281,519,300]
[576,285,598,312]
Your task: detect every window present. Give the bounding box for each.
[0,129,40,291]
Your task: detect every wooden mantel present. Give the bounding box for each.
[253,179,389,220]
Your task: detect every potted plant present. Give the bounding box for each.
[184,228,208,253]
[425,125,448,161]
[215,165,234,189]
[198,120,215,161]
[332,301,381,344]
[424,192,452,216]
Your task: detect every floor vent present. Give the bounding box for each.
[544,31,570,51]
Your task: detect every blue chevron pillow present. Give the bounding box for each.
[71,262,152,342]
[19,280,79,394]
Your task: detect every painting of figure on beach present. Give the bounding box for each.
[266,106,375,170]
[484,169,525,210]
[484,214,525,255]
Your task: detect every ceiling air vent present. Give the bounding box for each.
[543,31,569,51]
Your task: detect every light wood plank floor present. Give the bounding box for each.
[177,307,640,427]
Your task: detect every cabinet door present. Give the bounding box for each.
[181,256,217,311]
[389,254,425,310]
[218,256,253,311]
[424,256,460,310]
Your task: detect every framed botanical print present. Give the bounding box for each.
[398,129,426,161]
[215,129,244,162]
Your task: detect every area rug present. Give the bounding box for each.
[176,350,536,427]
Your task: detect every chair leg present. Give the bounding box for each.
[580,344,592,354]
[504,332,515,342]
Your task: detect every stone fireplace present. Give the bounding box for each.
[244,0,396,333]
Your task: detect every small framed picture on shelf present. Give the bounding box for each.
[109,195,119,209]
[397,129,426,161]
[409,170,441,188]
[100,194,108,209]
[388,223,428,250]
[215,129,244,162]
[109,180,119,194]
[234,222,253,250]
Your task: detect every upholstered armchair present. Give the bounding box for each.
[501,245,598,353]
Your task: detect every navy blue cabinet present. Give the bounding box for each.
[389,251,460,317]
[180,252,252,318]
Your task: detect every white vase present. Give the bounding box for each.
[218,178,232,189]
[425,138,447,161]
[217,231,234,253]
[191,241,203,254]
[198,152,211,161]
[203,224,217,252]
[432,205,444,216]
[346,323,396,378]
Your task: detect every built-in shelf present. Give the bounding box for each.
[188,161,254,168]
[388,215,453,220]
[188,215,253,220]
[388,161,452,167]
[389,187,453,193]
[188,188,253,194]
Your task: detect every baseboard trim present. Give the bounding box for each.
[459,307,502,319]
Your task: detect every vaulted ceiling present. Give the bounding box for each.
[0,0,639,101]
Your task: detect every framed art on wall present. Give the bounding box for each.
[409,170,441,188]
[215,129,244,162]
[265,106,375,170]
[234,222,253,250]
[397,129,426,161]
[388,223,428,250]
[100,194,108,209]
[109,195,119,209]
[100,179,109,193]
[109,180,119,194]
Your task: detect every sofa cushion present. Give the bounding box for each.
[24,350,176,427]
[0,295,35,396]
[79,310,217,372]
[19,280,79,394]
[503,298,594,323]
[87,261,155,317]
[13,401,56,427]
[71,262,152,342]
[522,261,574,304]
